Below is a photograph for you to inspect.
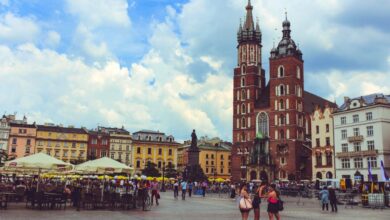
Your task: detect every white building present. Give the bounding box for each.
[334,94,390,182]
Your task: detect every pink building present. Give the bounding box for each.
[8,123,37,159]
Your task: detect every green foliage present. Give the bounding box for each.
[164,163,177,178]
[142,161,161,177]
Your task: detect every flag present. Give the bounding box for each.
[368,161,373,182]
[380,160,389,181]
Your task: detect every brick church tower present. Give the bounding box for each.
[231,0,265,181]
[268,14,308,180]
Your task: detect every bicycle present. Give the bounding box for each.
[136,189,152,211]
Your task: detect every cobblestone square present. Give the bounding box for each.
[1,192,389,220]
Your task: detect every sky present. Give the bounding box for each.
[0,0,389,142]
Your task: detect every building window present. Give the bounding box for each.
[367,140,375,151]
[92,139,97,144]
[326,137,330,146]
[366,112,372,121]
[12,138,17,145]
[221,155,224,160]
[280,157,286,165]
[354,158,363,169]
[326,124,329,133]
[101,151,106,157]
[341,158,350,169]
[353,128,360,136]
[169,149,172,156]
[316,153,322,166]
[211,161,214,166]
[342,144,348,153]
[367,126,374,137]
[136,161,140,168]
[137,147,141,154]
[280,114,285,125]
[26,139,31,146]
[102,139,108,145]
[279,99,284,109]
[158,148,162,155]
[353,142,361,152]
[148,148,151,155]
[241,77,245,87]
[158,161,162,169]
[11,146,16,153]
[220,169,224,174]
[206,168,209,173]
[316,126,319,134]
[278,66,284,78]
[341,117,346,125]
[125,153,129,161]
[341,130,347,139]
[211,154,214,159]
[111,153,114,159]
[353,114,359,123]
[206,154,209,159]
[25,146,30,154]
[206,160,209,165]
[242,117,246,128]
[367,157,377,168]
[326,153,332,166]
[316,138,320,147]
[72,142,76,148]
[241,104,246,114]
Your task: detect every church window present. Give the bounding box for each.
[280,99,284,110]
[241,104,246,114]
[242,65,246,75]
[280,85,285,95]
[256,112,269,137]
[280,130,285,140]
[297,66,301,79]
[250,47,254,62]
[241,77,245,87]
[280,114,285,125]
[242,117,246,128]
[241,90,246,100]
[278,66,284,78]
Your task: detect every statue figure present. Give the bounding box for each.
[190,129,198,150]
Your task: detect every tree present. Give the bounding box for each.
[165,163,178,178]
[184,164,207,182]
[142,161,161,177]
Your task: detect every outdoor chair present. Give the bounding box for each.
[0,194,7,209]
[54,193,67,210]
[15,187,26,202]
[81,192,94,210]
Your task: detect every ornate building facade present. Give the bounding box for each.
[231,1,336,182]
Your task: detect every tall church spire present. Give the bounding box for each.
[244,0,254,30]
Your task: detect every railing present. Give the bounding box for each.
[336,149,378,158]
[348,135,364,143]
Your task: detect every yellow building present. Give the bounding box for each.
[311,105,336,180]
[179,137,232,179]
[132,130,179,175]
[36,124,88,163]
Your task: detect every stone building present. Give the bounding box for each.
[231,1,336,182]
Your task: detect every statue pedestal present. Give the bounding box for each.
[187,148,200,166]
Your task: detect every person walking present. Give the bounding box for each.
[319,186,329,211]
[181,180,187,200]
[173,181,179,199]
[239,184,252,220]
[266,184,280,220]
[202,181,207,197]
[328,186,338,212]
[188,181,193,197]
[150,178,159,205]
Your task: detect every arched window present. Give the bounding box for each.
[241,77,246,87]
[280,114,285,125]
[297,66,301,79]
[242,117,246,128]
[278,66,284,78]
[242,65,246,75]
[280,130,285,140]
[241,90,246,100]
[280,85,285,95]
[256,112,269,137]
[241,133,246,142]
[241,104,246,114]
[280,99,284,109]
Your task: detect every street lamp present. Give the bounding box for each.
[161,161,166,192]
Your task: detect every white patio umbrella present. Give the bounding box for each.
[4,152,74,191]
[74,157,133,174]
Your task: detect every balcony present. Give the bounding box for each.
[348,135,364,143]
[336,149,378,158]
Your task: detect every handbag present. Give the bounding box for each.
[277,198,284,211]
[239,197,253,211]
[157,193,161,199]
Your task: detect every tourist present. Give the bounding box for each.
[239,184,252,220]
[188,181,193,197]
[151,178,159,205]
[319,186,329,211]
[173,181,179,199]
[138,180,148,211]
[266,184,280,220]
[253,183,266,220]
[230,183,236,198]
[202,181,207,197]
[328,186,337,212]
[181,180,187,200]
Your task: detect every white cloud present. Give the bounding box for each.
[65,0,131,28]
[45,31,61,48]
[200,56,223,71]
[0,13,40,44]
[0,0,9,6]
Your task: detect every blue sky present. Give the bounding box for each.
[0,0,389,141]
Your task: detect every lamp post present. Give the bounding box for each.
[161,161,166,192]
